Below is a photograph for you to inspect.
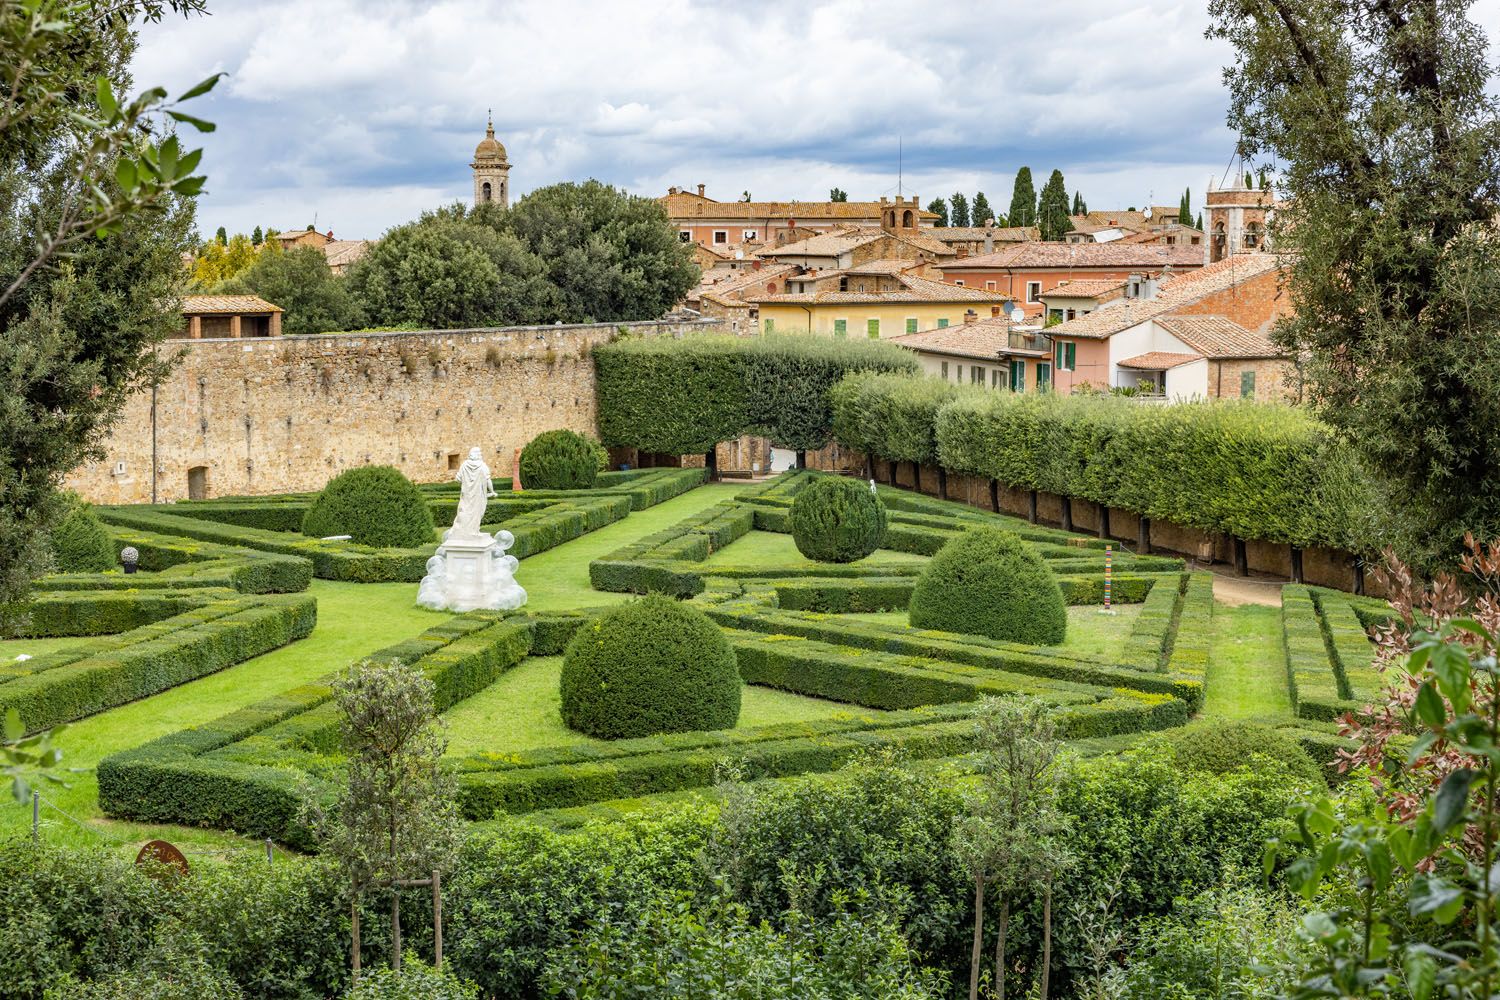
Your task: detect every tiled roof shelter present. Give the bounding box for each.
[178,294,284,339]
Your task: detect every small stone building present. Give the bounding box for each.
[178,294,284,339]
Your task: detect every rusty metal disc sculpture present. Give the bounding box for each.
[134,839,189,878]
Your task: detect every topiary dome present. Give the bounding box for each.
[788,475,887,563]
[559,594,740,739]
[908,526,1067,645]
[301,465,434,549]
[519,429,605,490]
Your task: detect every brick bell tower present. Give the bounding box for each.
[471,112,510,209]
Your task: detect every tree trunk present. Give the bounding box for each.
[887,460,897,487]
[795,448,807,470]
[937,465,948,501]
[994,894,1010,1000]
[1040,880,1053,1000]
[912,461,921,493]
[1027,490,1038,524]
[968,878,986,1000]
[1353,558,1366,596]
[391,890,401,971]
[1233,536,1248,576]
[351,901,361,979]
[989,478,1000,513]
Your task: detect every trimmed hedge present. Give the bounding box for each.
[594,334,918,454]
[519,429,605,490]
[560,596,741,739]
[301,465,434,548]
[909,527,1067,645]
[50,500,116,573]
[788,476,887,562]
[1282,585,1380,720]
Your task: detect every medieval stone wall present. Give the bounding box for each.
[68,319,721,504]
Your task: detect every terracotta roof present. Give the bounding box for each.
[748,269,1008,305]
[1039,279,1127,299]
[323,239,370,268]
[1117,351,1201,370]
[1046,252,1286,340]
[937,242,1205,271]
[889,319,1051,360]
[757,230,879,258]
[662,191,938,222]
[931,226,1039,243]
[690,262,799,302]
[1155,315,1282,359]
[181,294,283,315]
[1073,210,1151,232]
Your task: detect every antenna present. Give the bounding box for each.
[898,135,903,197]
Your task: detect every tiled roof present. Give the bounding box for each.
[937,242,1205,271]
[889,319,1050,360]
[689,262,799,302]
[758,230,879,258]
[1073,210,1151,231]
[1039,279,1127,299]
[662,191,938,222]
[323,239,369,268]
[1046,252,1286,340]
[748,269,1008,305]
[182,294,282,314]
[1117,351,1201,370]
[1155,315,1282,359]
[931,226,1039,243]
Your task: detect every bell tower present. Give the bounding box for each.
[471,112,510,209]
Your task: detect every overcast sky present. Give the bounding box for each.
[130,0,1500,241]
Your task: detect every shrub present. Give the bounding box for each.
[341,957,477,1000]
[1157,720,1326,788]
[301,466,433,548]
[559,594,740,739]
[788,476,887,563]
[908,527,1066,644]
[51,498,115,572]
[518,429,604,490]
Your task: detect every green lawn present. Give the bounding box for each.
[702,530,928,569]
[443,655,884,757]
[1202,601,1293,720]
[0,634,101,659]
[840,603,1144,659]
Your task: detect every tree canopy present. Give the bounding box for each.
[223,245,357,334]
[1037,169,1071,241]
[971,192,994,227]
[926,198,949,227]
[948,192,971,228]
[1008,168,1037,228]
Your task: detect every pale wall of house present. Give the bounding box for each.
[757,303,992,338]
[1166,358,1211,400]
[66,319,721,504]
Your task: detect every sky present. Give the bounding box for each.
[130,0,1500,241]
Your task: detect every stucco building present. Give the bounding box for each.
[935,243,1205,318]
[662,188,937,247]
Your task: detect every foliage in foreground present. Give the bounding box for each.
[341,956,477,1000]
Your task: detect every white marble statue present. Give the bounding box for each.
[449,447,496,542]
[417,452,527,612]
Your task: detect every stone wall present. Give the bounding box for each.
[68,319,721,504]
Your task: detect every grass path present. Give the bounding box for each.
[1202,601,1293,720]
[841,604,1144,661]
[702,530,927,569]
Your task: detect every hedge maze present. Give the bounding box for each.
[1280,584,1388,721]
[92,469,1305,843]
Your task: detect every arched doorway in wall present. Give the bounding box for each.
[187,465,209,500]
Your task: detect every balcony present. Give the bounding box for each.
[1005,331,1051,354]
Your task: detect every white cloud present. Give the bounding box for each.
[129,0,1500,238]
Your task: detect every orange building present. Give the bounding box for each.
[661,186,938,248]
[935,243,1205,318]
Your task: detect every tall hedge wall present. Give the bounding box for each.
[594,334,918,455]
[831,374,1381,552]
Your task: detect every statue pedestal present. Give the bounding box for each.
[416,530,527,613]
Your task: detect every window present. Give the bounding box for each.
[1047,309,1064,325]
[679,230,692,243]
[1055,341,1076,371]
[713,230,728,244]
[905,317,918,334]
[1066,309,1076,320]
[954,279,965,286]
[971,365,985,384]
[1037,362,1053,392]
[1009,359,1025,392]
[941,361,949,379]
[1026,281,1042,303]
[992,368,1002,389]
[1240,369,1256,399]
[985,280,996,290]
[867,318,880,338]
[763,318,775,334]
[936,318,949,329]
[833,318,847,338]
[743,229,759,241]
[481,181,492,202]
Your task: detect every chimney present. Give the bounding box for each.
[983,230,993,254]
[964,309,978,324]
[697,183,706,197]
[669,186,679,195]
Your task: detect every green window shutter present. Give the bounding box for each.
[1066,342,1076,370]
[833,318,847,337]
[1240,369,1256,398]
[1010,360,1025,392]
[867,318,880,338]
[1055,341,1063,367]
[1037,363,1052,391]
[906,317,918,334]
[764,318,774,334]
[937,317,949,329]
[941,361,949,379]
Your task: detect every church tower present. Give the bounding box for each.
[471,113,510,209]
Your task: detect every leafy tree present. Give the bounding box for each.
[315,660,463,977]
[926,197,950,227]
[346,206,554,329]
[829,187,848,202]
[222,244,356,334]
[1178,188,1192,226]
[1210,0,1500,568]
[190,232,260,288]
[972,191,994,226]
[0,0,216,623]
[214,225,226,244]
[495,181,698,324]
[250,224,262,245]
[1036,169,1071,241]
[948,192,971,228]
[1008,168,1037,228]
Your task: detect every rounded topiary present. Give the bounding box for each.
[50,498,116,572]
[300,465,434,548]
[1160,721,1325,787]
[788,476,888,563]
[560,593,740,739]
[519,429,606,490]
[908,527,1067,645]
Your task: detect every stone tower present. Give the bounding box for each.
[1204,177,1273,263]
[471,113,510,209]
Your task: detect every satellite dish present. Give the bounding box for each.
[1144,207,1153,220]
[1009,308,1025,323]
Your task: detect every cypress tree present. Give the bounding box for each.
[215,225,227,244]
[972,191,993,227]
[950,192,971,228]
[1037,169,1071,241]
[926,197,949,227]
[1178,189,1192,226]
[1008,168,1036,227]
[1195,212,1203,231]
[251,224,263,246]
